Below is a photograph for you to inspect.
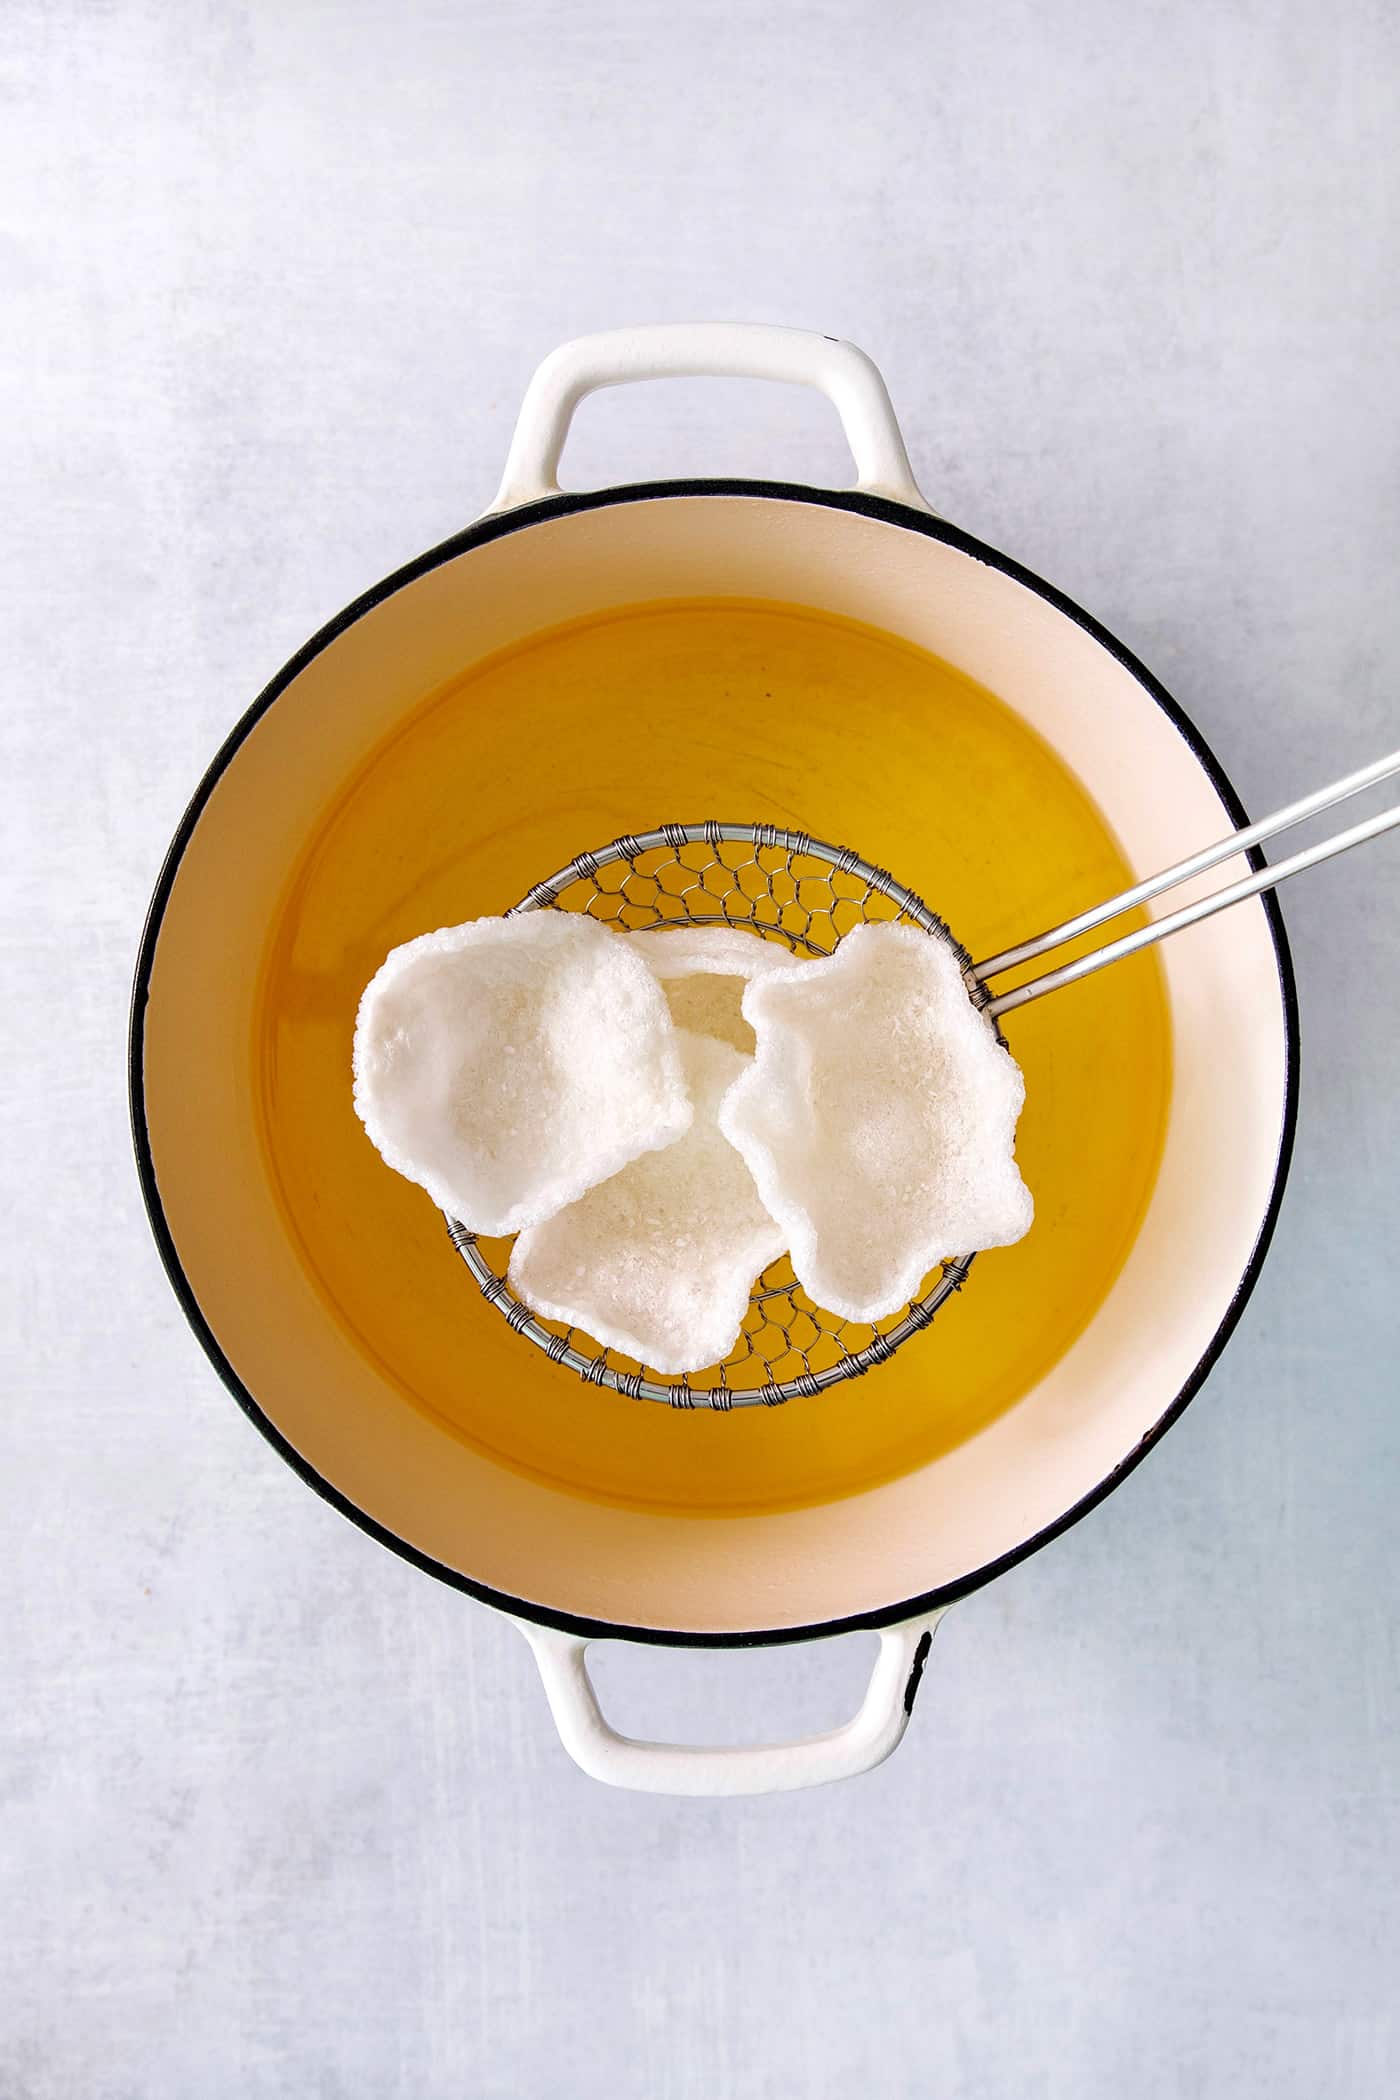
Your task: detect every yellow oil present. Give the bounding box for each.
[254,596,1171,1516]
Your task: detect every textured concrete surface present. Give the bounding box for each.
[4,3,1398,2095]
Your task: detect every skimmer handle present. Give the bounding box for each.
[979,746,1400,1018]
[514,1611,944,1796]
[490,323,928,512]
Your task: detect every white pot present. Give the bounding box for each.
[132,326,1296,1795]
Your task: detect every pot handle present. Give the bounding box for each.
[489,323,929,512]
[513,1609,945,1796]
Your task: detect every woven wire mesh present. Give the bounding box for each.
[445,822,981,1409]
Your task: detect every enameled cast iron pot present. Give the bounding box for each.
[131,326,1296,1794]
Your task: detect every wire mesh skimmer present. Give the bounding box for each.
[446,743,1400,1410]
[445,820,983,1410]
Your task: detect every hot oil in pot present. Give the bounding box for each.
[253,597,1171,1516]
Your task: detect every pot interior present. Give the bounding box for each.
[139,491,1290,1637]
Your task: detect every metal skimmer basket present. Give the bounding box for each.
[445,822,980,1409]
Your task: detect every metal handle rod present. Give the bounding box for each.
[976,746,1400,980]
[984,796,1400,1018]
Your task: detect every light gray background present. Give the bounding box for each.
[4,3,1397,2095]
